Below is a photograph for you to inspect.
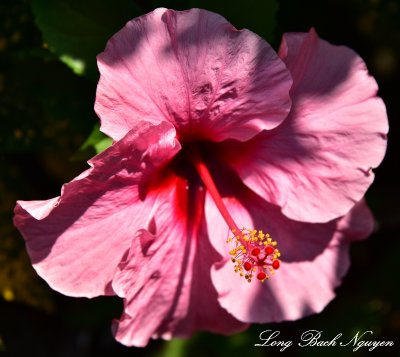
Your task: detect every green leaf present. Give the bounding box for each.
[80,123,112,153]
[72,123,112,160]
[31,0,141,79]
[93,136,113,153]
[188,0,278,42]
[59,54,86,75]
[160,339,189,357]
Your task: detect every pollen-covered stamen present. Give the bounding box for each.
[189,149,281,283]
[227,227,281,283]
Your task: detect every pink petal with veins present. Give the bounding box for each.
[14,121,180,297]
[228,29,388,223]
[95,8,292,142]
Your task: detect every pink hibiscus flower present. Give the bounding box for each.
[14,8,388,347]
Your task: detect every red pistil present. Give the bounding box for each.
[244,261,252,271]
[272,260,280,270]
[189,149,281,283]
[265,246,274,255]
[189,150,241,235]
[257,272,267,281]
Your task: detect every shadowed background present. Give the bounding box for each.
[0,0,398,356]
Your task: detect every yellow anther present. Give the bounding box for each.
[227,226,280,284]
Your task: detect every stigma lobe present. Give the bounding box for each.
[227,227,281,283]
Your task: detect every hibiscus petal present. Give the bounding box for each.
[13,121,180,297]
[95,8,292,142]
[227,29,388,223]
[205,185,373,323]
[112,176,246,347]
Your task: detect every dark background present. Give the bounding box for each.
[0,0,399,356]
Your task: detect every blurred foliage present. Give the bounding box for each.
[72,123,113,161]
[32,0,141,79]
[0,0,399,356]
[188,0,278,42]
[0,224,53,312]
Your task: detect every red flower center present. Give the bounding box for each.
[189,149,281,283]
